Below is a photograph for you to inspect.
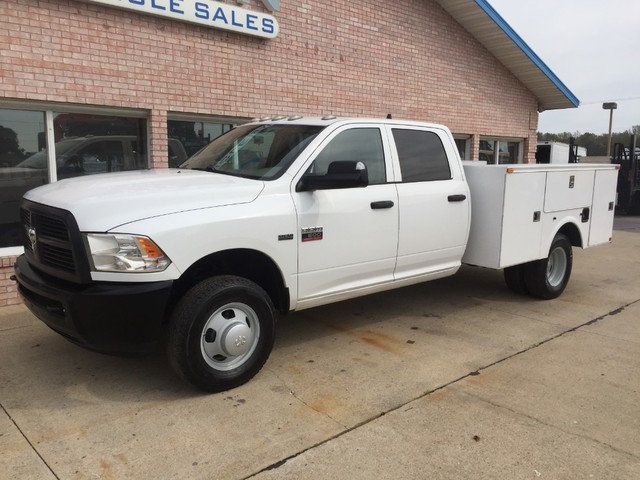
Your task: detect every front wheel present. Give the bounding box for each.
[168,276,276,392]
[524,233,573,299]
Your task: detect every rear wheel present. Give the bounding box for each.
[504,264,528,295]
[524,234,573,299]
[168,275,276,392]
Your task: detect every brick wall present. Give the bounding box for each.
[0,0,540,304]
[1,257,19,307]
[0,0,538,140]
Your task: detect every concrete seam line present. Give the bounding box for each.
[460,390,640,460]
[267,370,348,429]
[244,298,640,478]
[0,402,61,480]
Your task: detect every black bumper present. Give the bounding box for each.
[14,255,174,355]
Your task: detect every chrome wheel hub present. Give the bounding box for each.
[200,303,260,371]
[546,246,567,288]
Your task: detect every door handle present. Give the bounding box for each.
[371,201,395,209]
[448,194,467,202]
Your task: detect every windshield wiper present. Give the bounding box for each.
[188,166,216,173]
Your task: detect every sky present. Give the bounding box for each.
[488,0,640,134]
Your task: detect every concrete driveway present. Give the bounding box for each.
[1,222,639,479]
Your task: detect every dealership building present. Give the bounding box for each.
[0,0,578,306]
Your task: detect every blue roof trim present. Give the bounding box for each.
[475,0,580,108]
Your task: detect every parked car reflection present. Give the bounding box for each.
[0,135,159,247]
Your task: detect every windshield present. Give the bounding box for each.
[16,138,85,169]
[180,124,324,180]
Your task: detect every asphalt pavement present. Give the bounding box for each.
[1,218,639,479]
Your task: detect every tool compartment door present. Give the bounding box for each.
[588,169,618,246]
[544,170,595,212]
[500,171,546,267]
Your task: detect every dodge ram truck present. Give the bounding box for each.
[13,117,619,391]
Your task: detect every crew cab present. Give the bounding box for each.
[13,117,618,392]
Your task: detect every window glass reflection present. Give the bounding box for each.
[167,120,233,167]
[1,110,148,248]
[0,109,47,248]
[52,113,147,178]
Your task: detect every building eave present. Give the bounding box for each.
[435,0,580,111]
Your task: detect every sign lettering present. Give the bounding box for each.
[86,0,279,39]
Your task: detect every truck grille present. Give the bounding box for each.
[20,200,91,283]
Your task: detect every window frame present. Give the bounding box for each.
[309,127,388,185]
[453,134,471,161]
[0,100,148,255]
[167,112,248,165]
[391,127,453,183]
[479,137,523,165]
[297,124,394,187]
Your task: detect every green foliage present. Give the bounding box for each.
[538,125,640,156]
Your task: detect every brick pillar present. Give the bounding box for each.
[526,111,539,164]
[470,134,481,161]
[149,109,168,169]
[524,132,537,164]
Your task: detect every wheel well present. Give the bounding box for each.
[169,249,290,317]
[557,222,583,248]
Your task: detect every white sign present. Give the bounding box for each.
[87,0,279,39]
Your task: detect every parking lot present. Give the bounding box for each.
[1,218,639,479]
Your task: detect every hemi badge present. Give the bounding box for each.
[301,227,323,242]
[278,234,294,241]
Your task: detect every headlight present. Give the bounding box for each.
[85,234,171,272]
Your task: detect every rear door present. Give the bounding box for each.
[388,126,470,280]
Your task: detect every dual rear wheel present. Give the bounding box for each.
[504,233,573,300]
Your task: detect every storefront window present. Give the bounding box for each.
[167,119,234,167]
[0,109,47,248]
[479,138,521,164]
[1,108,147,249]
[454,137,470,160]
[52,113,147,177]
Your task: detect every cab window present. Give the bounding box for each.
[312,128,386,185]
[392,129,451,182]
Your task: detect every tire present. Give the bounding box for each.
[503,264,528,295]
[524,233,573,300]
[168,275,276,392]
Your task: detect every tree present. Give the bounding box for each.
[0,125,25,167]
[537,128,639,157]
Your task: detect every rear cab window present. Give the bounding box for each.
[391,128,452,182]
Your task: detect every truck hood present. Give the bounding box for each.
[23,169,264,231]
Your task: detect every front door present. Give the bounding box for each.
[293,125,399,304]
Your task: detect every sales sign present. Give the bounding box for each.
[86,0,280,39]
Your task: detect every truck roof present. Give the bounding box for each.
[247,116,449,130]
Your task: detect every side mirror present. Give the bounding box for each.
[297,161,369,191]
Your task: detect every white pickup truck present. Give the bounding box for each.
[13,117,619,392]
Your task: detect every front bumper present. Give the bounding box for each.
[14,255,173,355]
